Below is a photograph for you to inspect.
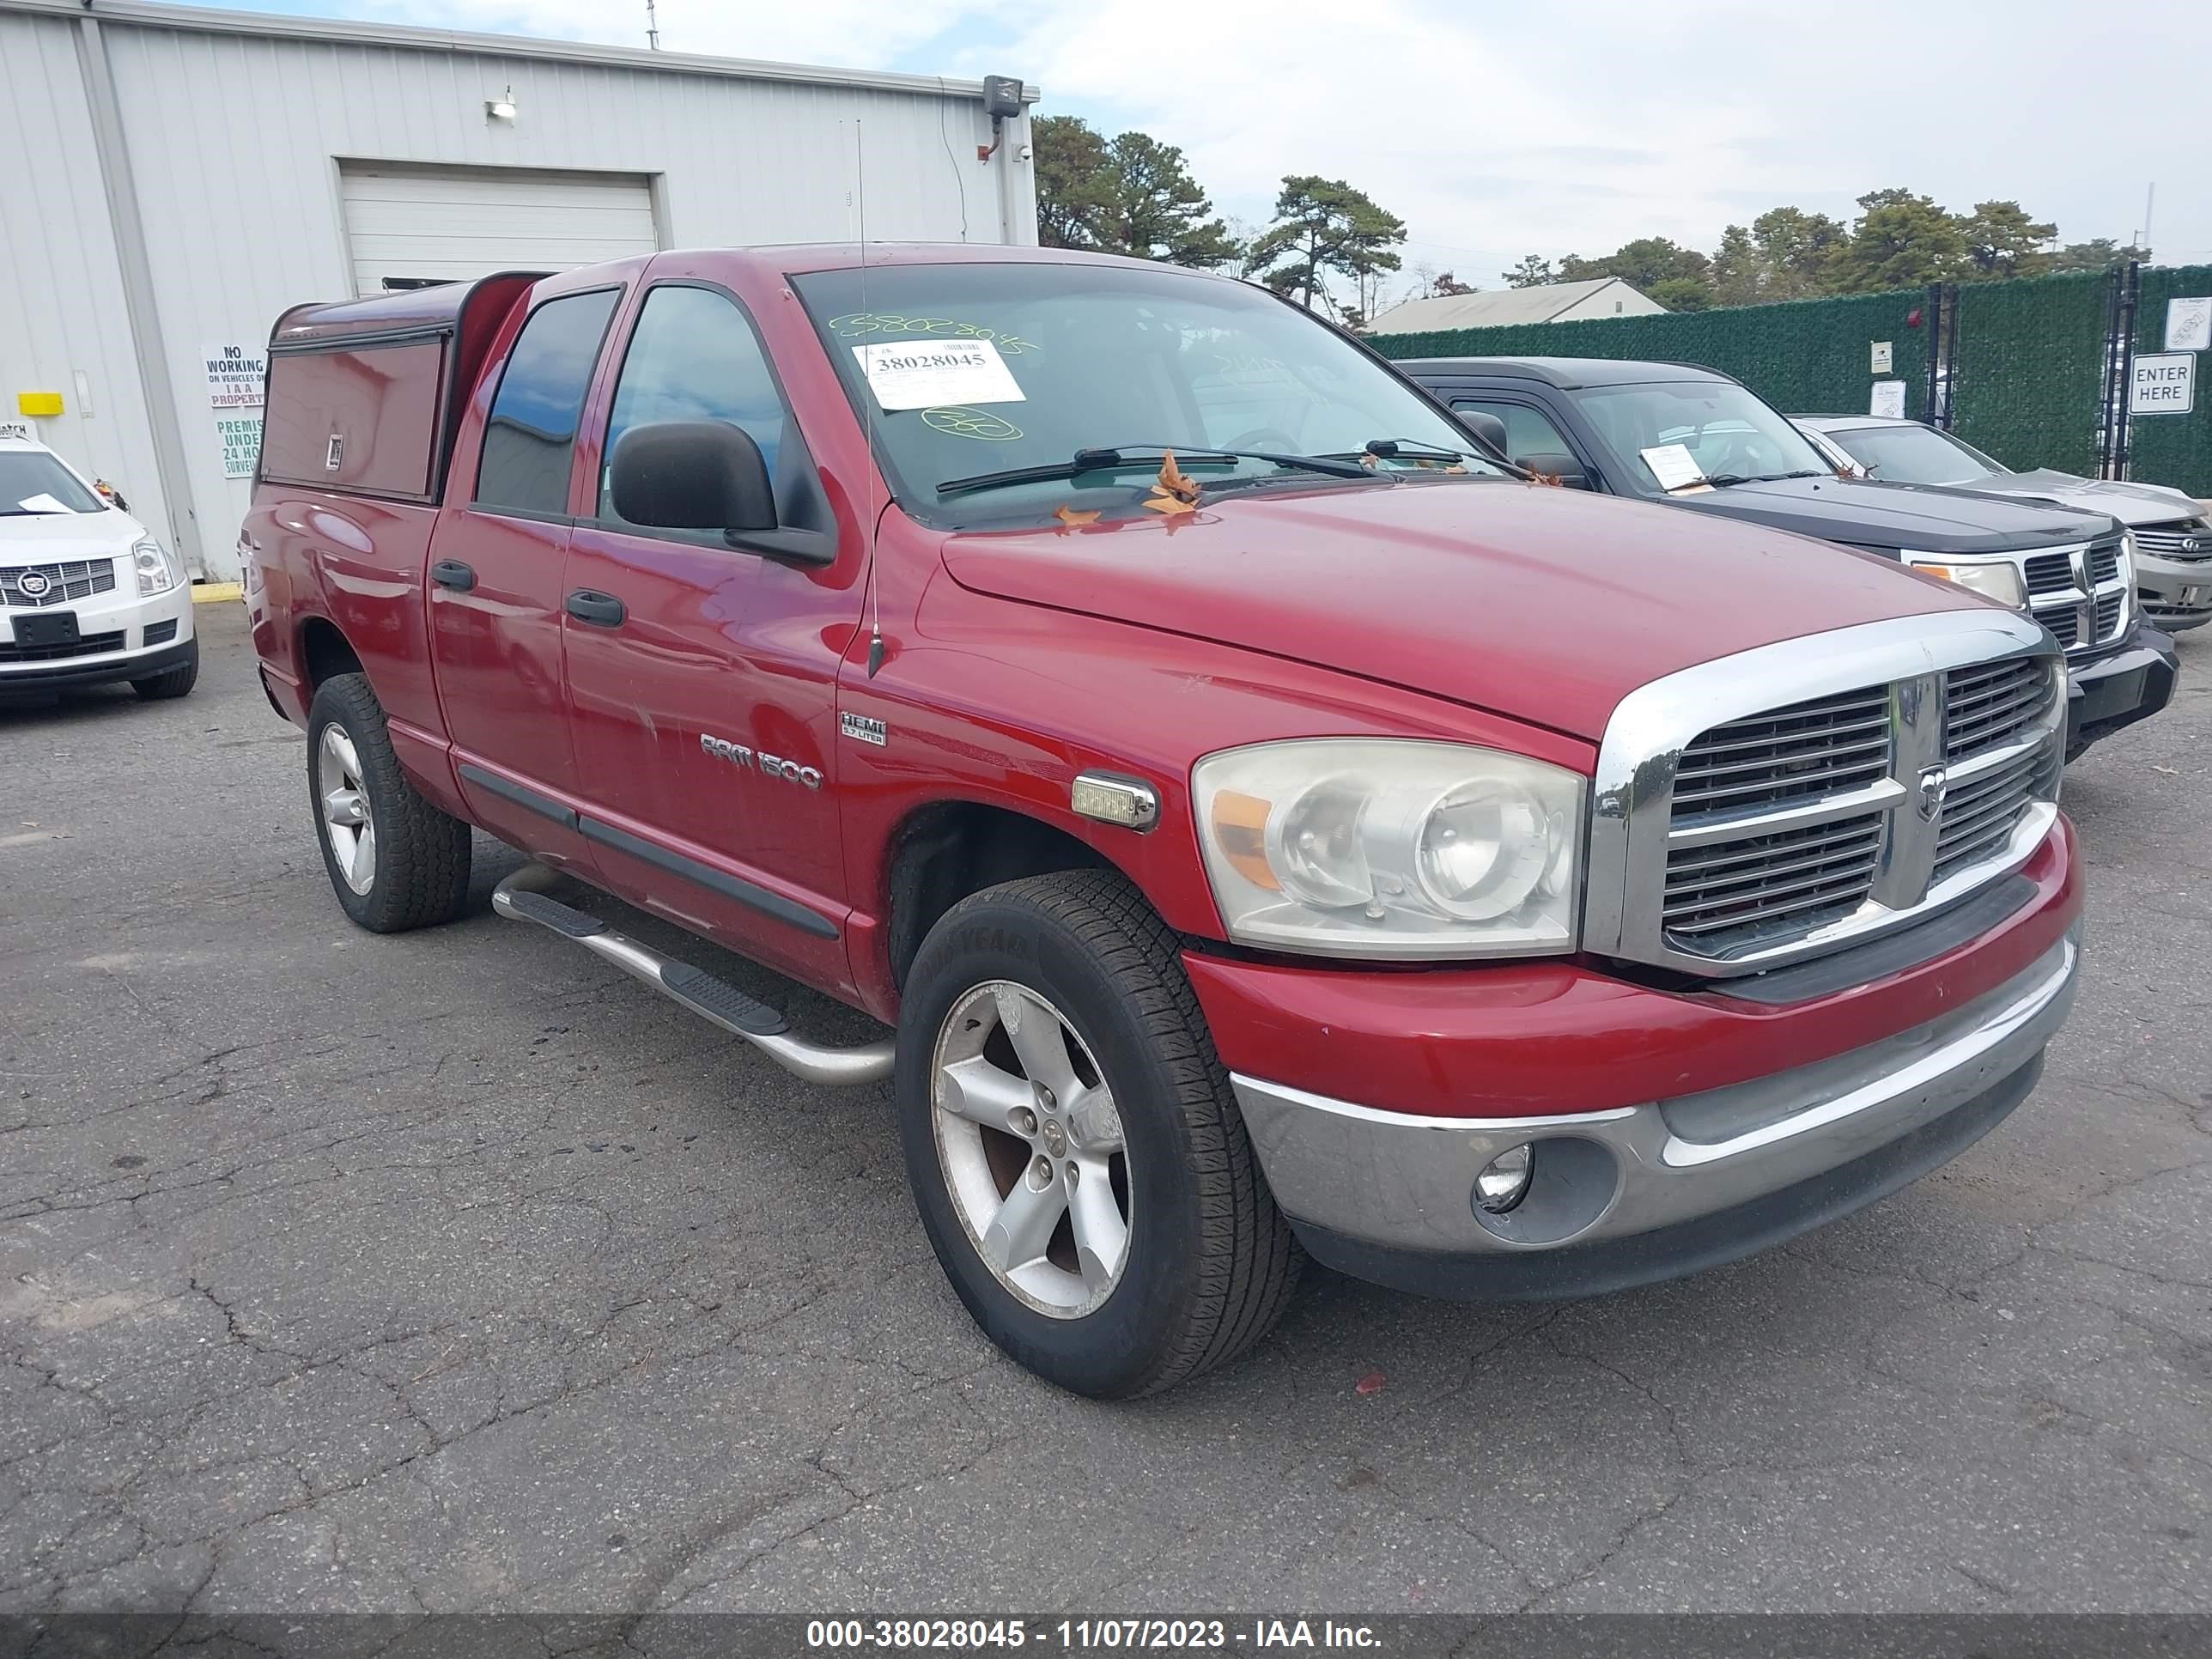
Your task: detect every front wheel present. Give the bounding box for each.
[896,869,1301,1397]
[306,673,471,933]
[131,639,198,701]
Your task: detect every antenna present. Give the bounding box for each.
[856,121,887,678]
[644,0,659,49]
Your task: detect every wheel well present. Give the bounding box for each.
[888,803,1115,990]
[299,617,363,689]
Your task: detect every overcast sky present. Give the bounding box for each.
[259,0,2212,288]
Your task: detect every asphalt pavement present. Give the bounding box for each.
[3,603,2209,1616]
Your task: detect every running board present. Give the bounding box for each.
[490,864,895,1087]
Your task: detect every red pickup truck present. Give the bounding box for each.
[246,246,2081,1397]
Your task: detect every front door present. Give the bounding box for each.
[562,278,859,990]
[430,280,623,859]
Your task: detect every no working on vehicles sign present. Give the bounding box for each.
[2130,353,2195,416]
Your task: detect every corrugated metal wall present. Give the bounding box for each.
[0,2,1036,580]
[0,12,172,556]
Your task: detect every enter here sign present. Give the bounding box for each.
[2130,353,2196,415]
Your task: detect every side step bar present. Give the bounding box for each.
[490,864,895,1088]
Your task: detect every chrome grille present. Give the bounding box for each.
[2022,537,2130,656]
[2024,552,2073,596]
[1662,811,1884,945]
[1589,612,2065,979]
[2132,520,2211,563]
[1943,657,2053,762]
[1933,749,2056,882]
[0,558,116,609]
[1668,686,1891,817]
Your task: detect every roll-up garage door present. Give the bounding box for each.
[337,163,658,296]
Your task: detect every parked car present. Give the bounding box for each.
[1793,413,2212,634]
[1396,356,2177,759]
[0,431,195,700]
[248,252,2081,1397]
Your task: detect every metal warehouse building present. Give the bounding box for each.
[0,0,1038,580]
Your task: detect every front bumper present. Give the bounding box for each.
[0,580,195,690]
[2063,631,2178,754]
[2135,554,2212,632]
[1233,933,2077,1301]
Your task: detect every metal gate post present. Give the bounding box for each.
[2113,259,2140,480]
[2098,260,2141,479]
[1923,283,1944,426]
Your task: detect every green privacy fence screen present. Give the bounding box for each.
[1370,289,1935,423]
[2129,264,2212,499]
[1370,267,2212,496]
[1946,271,2108,479]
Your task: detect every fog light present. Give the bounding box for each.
[1474,1144,1534,1213]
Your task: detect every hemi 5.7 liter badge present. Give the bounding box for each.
[841,712,888,747]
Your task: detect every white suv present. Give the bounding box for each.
[0,432,195,700]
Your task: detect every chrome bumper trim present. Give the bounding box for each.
[1231,933,2076,1256]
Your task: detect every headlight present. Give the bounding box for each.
[132,538,181,597]
[1905,556,2025,609]
[2118,532,2137,584]
[1193,739,1584,959]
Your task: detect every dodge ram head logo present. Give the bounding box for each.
[15,569,51,598]
[700,732,823,791]
[1914,764,1949,822]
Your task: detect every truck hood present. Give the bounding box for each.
[1652,474,2119,554]
[0,506,145,562]
[1968,469,2206,529]
[937,480,1986,743]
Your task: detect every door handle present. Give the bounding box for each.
[430,560,477,592]
[564,589,626,628]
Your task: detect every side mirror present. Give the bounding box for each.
[610,421,776,533]
[1456,410,1509,459]
[1517,451,1589,489]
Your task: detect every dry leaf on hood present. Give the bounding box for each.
[1528,470,1565,487]
[1054,504,1102,526]
[1155,450,1202,504]
[1142,490,1197,517]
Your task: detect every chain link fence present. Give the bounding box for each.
[1370,289,1934,422]
[1370,266,2212,497]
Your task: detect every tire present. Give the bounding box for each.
[306,672,471,933]
[896,867,1301,1398]
[131,639,199,701]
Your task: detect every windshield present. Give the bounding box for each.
[791,260,1503,526]
[1570,380,1830,493]
[0,451,105,516]
[1820,423,2003,485]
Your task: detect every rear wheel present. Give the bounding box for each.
[896,868,1300,1397]
[131,639,198,701]
[307,673,471,933]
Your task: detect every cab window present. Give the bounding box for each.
[599,286,787,523]
[476,288,621,516]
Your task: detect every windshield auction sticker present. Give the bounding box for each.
[1638,443,1707,491]
[855,339,1026,411]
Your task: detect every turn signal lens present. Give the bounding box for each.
[1208,789,1279,890]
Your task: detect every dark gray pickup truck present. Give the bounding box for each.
[1399,356,2179,759]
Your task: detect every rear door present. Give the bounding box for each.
[430,275,623,859]
[562,274,858,989]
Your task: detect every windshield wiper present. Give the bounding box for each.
[1351,438,1464,463]
[937,444,1370,499]
[1688,469,1826,489]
